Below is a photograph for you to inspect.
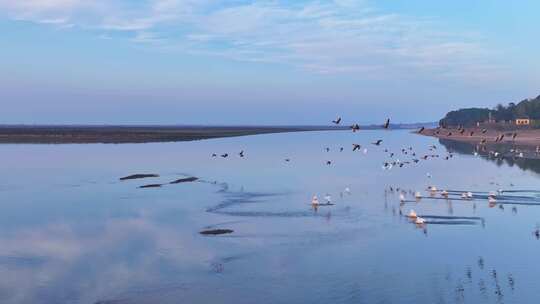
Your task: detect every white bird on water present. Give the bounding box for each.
[415,192,422,199]
[415,217,426,225]
[399,193,406,202]
[324,194,332,204]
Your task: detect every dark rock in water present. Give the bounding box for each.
[138,184,163,188]
[200,229,234,235]
[170,177,199,184]
[120,174,159,181]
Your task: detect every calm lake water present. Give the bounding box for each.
[1,130,540,304]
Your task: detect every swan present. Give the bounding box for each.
[324,194,332,204]
[399,193,406,202]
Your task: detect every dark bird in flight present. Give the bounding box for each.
[447,132,453,136]
[482,129,487,134]
[285,158,291,162]
[340,147,344,152]
[350,124,360,132]
[480,139,487,144]
[326,160,332,165]
[352,144,361,151]
[512,132,517,140]
[239,150,245,158]
[460,129,465,135]
[418,127,425,133]
[470,131,474,136]
[383,118,390,129]
[325,147,330,152]
[221,153,229,158]
[212,153,217,157]
[332,117,342,125]
[372,140,383,146]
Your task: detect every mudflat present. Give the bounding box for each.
[0,125,344,144]
[422,127,540,146]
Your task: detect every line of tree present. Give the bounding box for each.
[439,94,540,127]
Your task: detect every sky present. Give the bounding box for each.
[0,0,539,125]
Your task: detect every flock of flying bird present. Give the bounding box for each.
[208,116,540,238]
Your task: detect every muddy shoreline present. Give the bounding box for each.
[0,125,346,144]
[421,127,540,146]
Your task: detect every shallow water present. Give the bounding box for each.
[1,130,540,303]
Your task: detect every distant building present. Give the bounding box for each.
[515,118,531,125]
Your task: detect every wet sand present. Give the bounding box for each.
[0,125,345,144]
[422,127,540,146]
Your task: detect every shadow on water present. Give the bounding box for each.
[439,138,540,175]
[203,182,322,218]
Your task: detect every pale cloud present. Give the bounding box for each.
[0,0,501,80]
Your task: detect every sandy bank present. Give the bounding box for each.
[421,127,540,146]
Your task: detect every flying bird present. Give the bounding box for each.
[239,150,245,158]
[350,124,360,132]
[332,117,342,125]
[383,118,390,129]
[352,144,361,151]
[372,140,383,146]
[418,127,425,133]
[221,153,229,158]
[212,153,217,157]
[326,160,332,165]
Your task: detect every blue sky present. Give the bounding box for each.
[0,0,538,125]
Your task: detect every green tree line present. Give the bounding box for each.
[440,94,540,127]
